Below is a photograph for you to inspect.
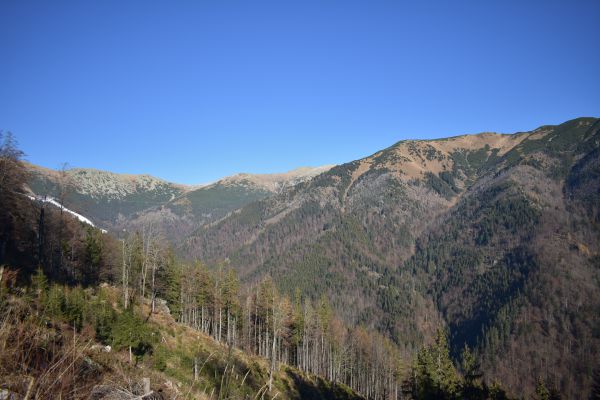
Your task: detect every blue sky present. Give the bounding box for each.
[1,0,599,184]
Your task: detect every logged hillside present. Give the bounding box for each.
[1,132,505,399]
[0,282,364,400]
[182,117,600,398]
[0,135,364,400]
[5,119,600,398]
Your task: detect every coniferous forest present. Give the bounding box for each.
[3,0,600,398]
[2,117,600,399]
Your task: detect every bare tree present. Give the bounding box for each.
[55,162,72,275]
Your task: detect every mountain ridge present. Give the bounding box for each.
[24,163,335,233]
[179,116,600,398]
[14,117,600,397]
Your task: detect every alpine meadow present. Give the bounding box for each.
[1,1,599,399]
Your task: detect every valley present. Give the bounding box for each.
[1,117,599,399]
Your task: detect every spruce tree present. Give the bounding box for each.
[412,329,460,399]
[31,267,48,300]
[431,329,460,397]
[162,255,181,318]
[111,309,154,364]
[535,377,550,400]
[461,344,484,399]
[83,226,102,285]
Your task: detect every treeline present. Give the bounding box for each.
[166,261,403,398]
[0,131,119,286]
[108,223,520,399]
[112,227,404,398]
[157,257,523,400]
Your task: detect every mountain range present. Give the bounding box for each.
[24,117,600,398]
[25,163,333,240]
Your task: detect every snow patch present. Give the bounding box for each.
[28,195,107,233]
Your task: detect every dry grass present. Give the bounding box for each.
[0,295,99,399]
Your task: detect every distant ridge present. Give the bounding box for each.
[24,162,335,238]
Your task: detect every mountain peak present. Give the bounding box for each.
[218,165,335,192]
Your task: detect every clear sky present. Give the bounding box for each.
[1,0,599,184]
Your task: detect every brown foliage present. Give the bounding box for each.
[0,298,100,399]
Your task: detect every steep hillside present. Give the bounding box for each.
[182,117,600,398]
[0,282,363,400]
[403,118,600,396]
[0,155,362,400]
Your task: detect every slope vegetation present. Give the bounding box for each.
[183,117,600,398]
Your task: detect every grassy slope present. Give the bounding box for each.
[0,285,362,400]
[144,295,361,400]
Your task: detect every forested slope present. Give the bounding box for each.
[0,133,363,400]
[1,130,507,399]
[3,118,599,398]
[183,117,600,398]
